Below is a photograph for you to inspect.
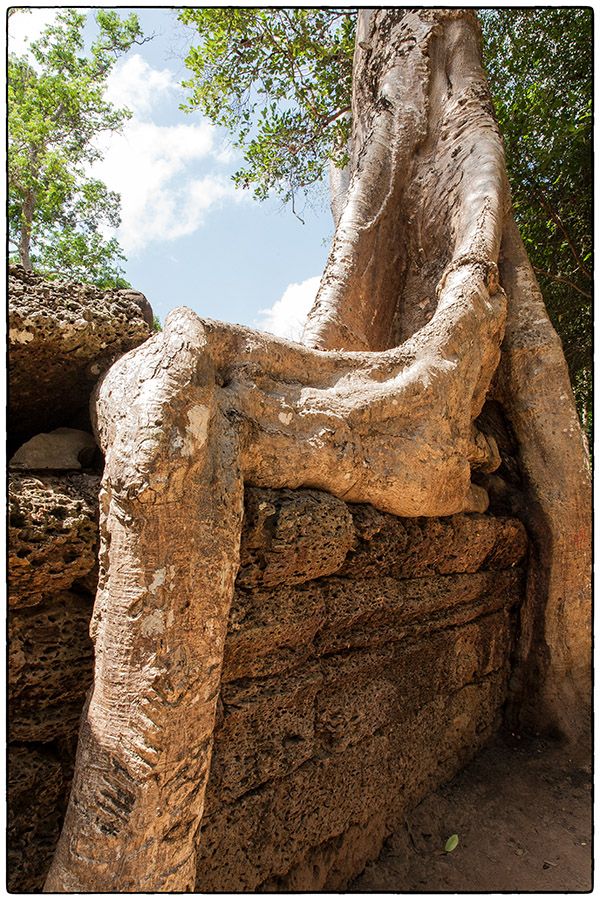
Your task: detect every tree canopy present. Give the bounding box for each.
[8,9,146,288]
[480,8,592,430]
[180,8,591,429]
[179,8,356,211]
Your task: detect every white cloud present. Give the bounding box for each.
[213,142,240,166]
[257,276,321,342]
[105,54,179,119]
[93,120,241,254]
[8,9,58,58]
[11,21,244,257]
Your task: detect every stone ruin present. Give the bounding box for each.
[9,264,529,890]
[6,9,591,891]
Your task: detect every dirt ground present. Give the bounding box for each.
[351,731,592,892]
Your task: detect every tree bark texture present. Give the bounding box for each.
[496,219,591,740]
[46,8,590,892]
[19,189,34,271]
[305,8,590,743]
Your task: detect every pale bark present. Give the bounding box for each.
[304,9,507,353]
[19,189,34,271]
[45,316,245,891]
[45,7,590,892]
[496,218,591,741]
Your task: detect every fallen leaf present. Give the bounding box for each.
[444,834,459,853]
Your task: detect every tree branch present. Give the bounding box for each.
[532,266,591,299]
[525,171,591,279]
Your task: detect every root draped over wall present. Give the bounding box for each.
[45,8,590,892]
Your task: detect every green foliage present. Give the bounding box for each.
[34,228,130,289]
[179,8,356,208]
[8,9,144,287]
[181,8,591,429]
[480,8,592,432]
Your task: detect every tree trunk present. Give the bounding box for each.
[45,8,590,892]
[496,218,591,740]
[304,8,590,744]
[19,189,34,271]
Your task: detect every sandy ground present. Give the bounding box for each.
[351,731,592,893]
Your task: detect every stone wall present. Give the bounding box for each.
[7,266,153,890]
[8,474,99,891]
[7,257,528,892]
[8,477,527,891]
[8,265,152,452]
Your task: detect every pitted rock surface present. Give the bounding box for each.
[8,474,100,607]
[8,266,152,448]
[340,505,528,578]
[7,480,527,891]
[8,744,75,893]
[197,674,508,891]
[238,487,356,587]
[9,590,94,742]
[195,494,527,891]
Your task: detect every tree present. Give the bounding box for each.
[179,8,356,210]
[180,8,592,428]
[8,9,146,287]
[46,9,589,891]
[480,8,592,431]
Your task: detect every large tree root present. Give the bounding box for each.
[45,315,245,890]
[497,219,591,741]
[45,255,504,890]
[45,8,589,892]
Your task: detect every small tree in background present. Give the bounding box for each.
[8,9,147,288]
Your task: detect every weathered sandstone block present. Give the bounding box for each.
[238,486,355,587]
[341,505,528,578]
[313,571,521,656]
[210,666,322,803]
[195,674,508,891]
[8,474,100,608]
[7,745,72,893]
[9,590,94,742]
[8,265,152,448]
[223,569,523,682]
[7,475,526,892]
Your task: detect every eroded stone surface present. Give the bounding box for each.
[238,487,355,587]
[341,506,528,578]
[10,428,98,471]
[195,674,508,891]
[8,474,100,607]
[8,265,152,448]
[7,476,527,891]
[9,590,94,742]
[223,569,523,682]
[7,745,72,893]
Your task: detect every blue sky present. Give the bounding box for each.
[9,7,334,338]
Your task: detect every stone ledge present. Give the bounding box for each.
[9,266,152,447]
[223,569,523,681]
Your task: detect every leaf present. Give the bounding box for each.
[444,834,459,853]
